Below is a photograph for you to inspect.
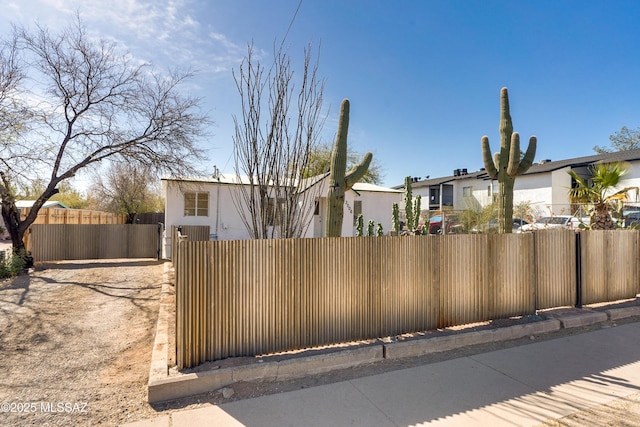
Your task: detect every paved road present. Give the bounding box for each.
[125,321,640,426]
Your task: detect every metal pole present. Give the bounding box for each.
[440,183,446,235]
[575,231,582,308]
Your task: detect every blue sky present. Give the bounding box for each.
[2,0,640,188]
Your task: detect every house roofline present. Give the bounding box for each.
[395,148,640,187]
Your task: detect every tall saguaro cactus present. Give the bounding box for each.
[325,99,373,237]
[481,87,537,233]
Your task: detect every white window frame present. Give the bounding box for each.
[184,192,209,216]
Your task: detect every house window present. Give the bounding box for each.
[430,188,438,202]
[463,186,472,197]
[353,200,362,225]
[184,192,209,216]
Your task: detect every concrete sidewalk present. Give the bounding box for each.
[125,321,640,426]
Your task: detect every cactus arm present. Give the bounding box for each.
[344,152,373,189]
[507,132,521,176]
[481,136,499,179]
[499,87,513,144]
[516,136,537,175]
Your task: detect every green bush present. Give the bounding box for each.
[0,250,27,279]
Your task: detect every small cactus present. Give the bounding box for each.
[367,219,375,236]
[325,99,373,237]
[397,176,422,235]
[413,195,422,231]
[481,88,537,233]
[355,214,364,236]
[404,176,414,230]
[392,203,400,234]
[376,223,383,236]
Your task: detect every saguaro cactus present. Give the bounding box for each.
[481,87,537,233]
[325,99,372,237]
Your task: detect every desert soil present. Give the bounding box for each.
[0,259,166,426]
[1,257,639,426]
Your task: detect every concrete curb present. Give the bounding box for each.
[556,311,608,328]
[148,265,385,403]
[147,280,638,404]
[606,306,640,320]
[384,319,561,360]
[148,345,384,403]
[147,263,174,403]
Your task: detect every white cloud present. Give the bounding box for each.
[0,0,247,76]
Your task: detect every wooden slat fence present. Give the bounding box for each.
[30,224,162,261]
[20,207,127,224]
[175,229,639,369]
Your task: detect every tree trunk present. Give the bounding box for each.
[1,201,32,266]
[126,212,138,224]
[591,205,615,230]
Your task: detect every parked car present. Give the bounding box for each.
[518,215,586,232]
[624,210,640,228]
[471,218,529,233]
[428,215,464,234]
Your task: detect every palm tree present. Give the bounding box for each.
[568,162,638,230]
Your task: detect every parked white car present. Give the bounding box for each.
[518,215,588,232]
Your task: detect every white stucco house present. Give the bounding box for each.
[399,149,640,218]
[162,173,402,258]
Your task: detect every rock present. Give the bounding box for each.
[221,387,235,399]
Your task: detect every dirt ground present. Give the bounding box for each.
[1,257,639,426]
[0,259,166,426]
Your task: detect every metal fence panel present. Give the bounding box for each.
[581,230,640,304]
[30,224,160,261]
[174,230,640,369]
[534,229,576,309]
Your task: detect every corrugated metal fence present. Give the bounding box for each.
[171,225,211,261]
[30,224,162,261]
[174,229,640,368]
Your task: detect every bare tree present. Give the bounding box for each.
[88,162,163,223]
[232,42,325,239]
[593,126,640,153]
[0,17,208,259]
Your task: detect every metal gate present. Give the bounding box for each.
[29,224,164,261]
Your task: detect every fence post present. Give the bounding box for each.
[532,231,538,313]
[575,231,582,308]
[157,223,164,260]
